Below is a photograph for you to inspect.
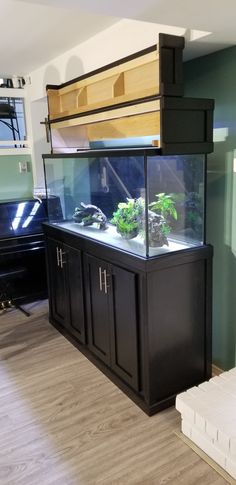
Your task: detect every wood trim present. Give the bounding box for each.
[59,51,159,96]
[49,87,158,121]
[86,111,160,141]
[51,111,161,147]
[47,50,160,121]
[47,34,186,132]
[46,45,157,91]
[51,99,160,129]
[212,364,223,377]
[175,432,234,483]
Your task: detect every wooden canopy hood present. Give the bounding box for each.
[46,33,214,154]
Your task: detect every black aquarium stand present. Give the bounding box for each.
[43,222,212,415]
[42,31,214,414]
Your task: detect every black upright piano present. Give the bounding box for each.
[0,198,48,305]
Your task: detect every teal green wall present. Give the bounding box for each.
[184,46,236,370]
[0,154,33,200]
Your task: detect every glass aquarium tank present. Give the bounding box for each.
[43,150,205,258]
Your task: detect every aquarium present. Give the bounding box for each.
[43,150,205,258]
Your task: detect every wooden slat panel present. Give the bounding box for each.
[86,111,160,140]
[47,89,61,117]
[59,50,158,95]
[60,89,78,112]
[77,86,87,107]
[51,123,90,150]
[51,99,160,130]
[50,111,160,151]
[47,50,160,121]
[49,86,158,121]
[86,74,120,105]
[113,73,124,97]
[124,60,158,94]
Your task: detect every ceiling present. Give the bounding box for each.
[2,0,236,76]
[0,0,118,77]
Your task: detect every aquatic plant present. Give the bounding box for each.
[111,198,144,239]
[149,193,177,221]
[148,193,178,246]
[111,194,178,246]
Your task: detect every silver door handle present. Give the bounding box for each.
[99,266,103,291]
[104,269,110,294]
[60,249,66,268]
[56,247,60,266]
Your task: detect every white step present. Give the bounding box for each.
[175,368,236,480]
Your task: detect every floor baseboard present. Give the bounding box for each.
[175,432,235,484]
[212,364,223,377]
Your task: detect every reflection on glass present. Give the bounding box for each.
[0,199,47,237]
[147,154,205,252]
[44,153,205,258]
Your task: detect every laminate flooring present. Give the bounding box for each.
[0,300,227,485]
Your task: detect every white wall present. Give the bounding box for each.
[28,19,185,101]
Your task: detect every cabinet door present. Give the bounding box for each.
[109,265,139,391]
[64,244,86,344]
[47,238,68,328]
[85,254,110,365]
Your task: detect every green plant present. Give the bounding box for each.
[111,198,144,239]
[148,193,178,245]
[149,193,178,221]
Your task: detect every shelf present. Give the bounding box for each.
[46,33,214,155]
[49,96,214,154]
[47,34,185,123]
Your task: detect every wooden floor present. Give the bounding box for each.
[0,301,227,485]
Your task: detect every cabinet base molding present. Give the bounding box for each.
[212,364,223,376]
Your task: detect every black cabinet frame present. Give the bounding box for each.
[44,223,212,415]
[46,237,86,344]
